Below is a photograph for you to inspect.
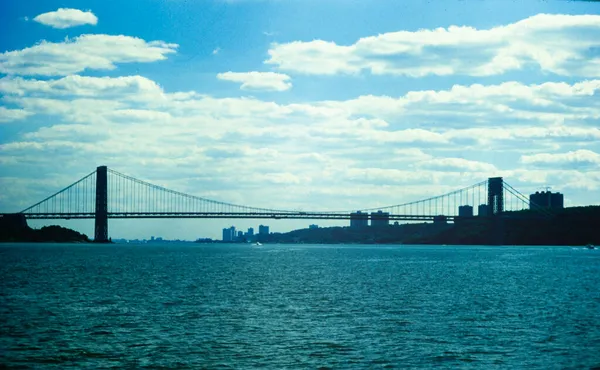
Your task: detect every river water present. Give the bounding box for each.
[1,243,599,368]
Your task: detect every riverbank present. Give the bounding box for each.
[0,214,90,243]
[257,206,600,246]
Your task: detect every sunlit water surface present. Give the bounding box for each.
[1,243,599,369]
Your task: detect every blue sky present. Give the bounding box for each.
[1,0,599,240]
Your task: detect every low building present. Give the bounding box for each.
[458,205,474,217]
[529,191,564,210]
[309,224,319,229]
[350,211,369,228]
[370,210,390,227]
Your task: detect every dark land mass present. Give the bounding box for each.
[256,223,453,244]
[0,214,90,243]
[258,206,600,246]
[415,206,599,246]
[2,206,598,245]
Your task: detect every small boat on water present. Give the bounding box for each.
[586,244,595,250]
[253,242,262,246]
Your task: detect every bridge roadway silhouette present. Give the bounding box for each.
[8,166,546,242]
[23,212,441,221]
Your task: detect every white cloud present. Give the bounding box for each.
[266,14,600,77]
[259,172,307,185]
[443,126,600,146]
[4,74,599,145]
[417,158,498,173]
[0,75,164,97]
[521,150,600,168]
[319,79,600,125]
[217,71,292,91]
[393,148,433,162]
[0,107,32,123]
[33,8,98,29]
[350,128,447,144]
[212,47,221,55]
[2,75,600,153]
[0,35,178,76]
[3,75,600,148]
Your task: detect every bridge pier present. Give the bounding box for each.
[487,177,504,215]
[94,166,109,242]
[488,177,504,245]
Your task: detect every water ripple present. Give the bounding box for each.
[0,243,599,368]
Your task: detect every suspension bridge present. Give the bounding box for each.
[9,166,550,242]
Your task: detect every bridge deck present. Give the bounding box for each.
[19,212,455,221]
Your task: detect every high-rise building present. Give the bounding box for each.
[247,227,254,236]
[458,205,474,217]
[529,191,564,210]
[478,204,489,217]
[350,211,369,228]
[551,192,564,209]
[222,228,232,241]
[370,210,390,227]
[259,225,270,235]
[488,177,504,215]
[237,231,244,238]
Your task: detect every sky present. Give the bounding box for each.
[1,0,599,240]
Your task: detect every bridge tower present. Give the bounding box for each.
[94,166,109,242]
[487,177,504,245]
[487,177,504,215]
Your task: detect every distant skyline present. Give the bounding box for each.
[1,0,599,240]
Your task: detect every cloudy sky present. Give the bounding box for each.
[1,0,599,240]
